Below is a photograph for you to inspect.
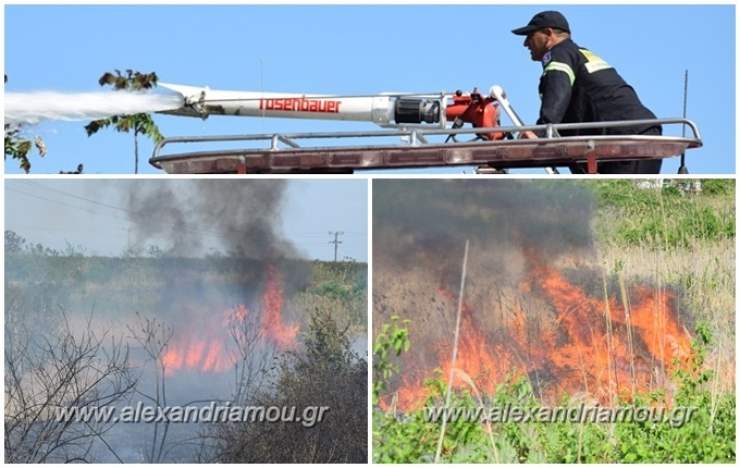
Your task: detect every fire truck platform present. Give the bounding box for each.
[149,118,702,174]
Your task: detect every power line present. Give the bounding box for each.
[7,182,359,242]
[6,183,367,254]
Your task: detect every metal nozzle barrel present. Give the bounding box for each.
[393,98,440,124]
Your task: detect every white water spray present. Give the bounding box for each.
[5,91,185,125]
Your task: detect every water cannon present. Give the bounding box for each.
[156,82,481,129]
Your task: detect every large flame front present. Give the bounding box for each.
[162,264,299,375]
[384,247,694,411]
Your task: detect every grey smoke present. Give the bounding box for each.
[120,179,300,259]
[373,179,596,264]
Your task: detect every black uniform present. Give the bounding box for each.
[537,39,662,174]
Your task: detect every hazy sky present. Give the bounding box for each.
[4,178,368,262]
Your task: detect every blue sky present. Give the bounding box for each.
[4,178,369,262]
[4,4,736,175]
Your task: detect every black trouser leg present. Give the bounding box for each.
[597,126,663,174]
[569,126,663,174]
[597,158,662,174]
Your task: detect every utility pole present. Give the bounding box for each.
[328,231,344,262]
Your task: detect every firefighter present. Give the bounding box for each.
[512,11,663,174]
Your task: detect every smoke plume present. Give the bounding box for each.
[114,179,310,388]
[373,179,595,268]
[120,179,300,259]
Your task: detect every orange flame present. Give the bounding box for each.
[520,247,692,405]
[161,316,232,375]
[162,263,299,375]
[382,247,694,411]
[261,263,300,350]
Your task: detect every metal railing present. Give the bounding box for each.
[151,118,702,161]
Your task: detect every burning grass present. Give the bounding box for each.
[374,251,734,461]
[372,179,735,463]
[161,263,298,375]
[375,240,703,413]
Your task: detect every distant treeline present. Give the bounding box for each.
[5,236,365,288]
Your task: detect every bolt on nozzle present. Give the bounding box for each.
[184,90,209,120]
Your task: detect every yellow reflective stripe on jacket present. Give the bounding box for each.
[580,49,613,74]
[543,61,576,86]
[584,61,613,73]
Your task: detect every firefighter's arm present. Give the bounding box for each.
[519,60,575,140]
[537,61,574,126]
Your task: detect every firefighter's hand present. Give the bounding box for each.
[518,131,538,139]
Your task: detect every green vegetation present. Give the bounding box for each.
[372,316,410,407]
[84,69,164,174]
[209,307,367,463]
[584,180,734,337]
[373,318,735,463]
[586,179,734,249]
[4,75,48,173]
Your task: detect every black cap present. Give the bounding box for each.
[511,11,570,36]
